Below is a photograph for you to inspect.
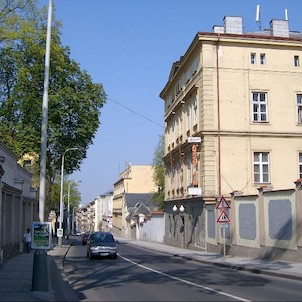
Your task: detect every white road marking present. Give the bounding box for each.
[119,254,250,302]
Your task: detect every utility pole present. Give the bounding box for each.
[39,0,53,222]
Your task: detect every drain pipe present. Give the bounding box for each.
[216,35,222,196]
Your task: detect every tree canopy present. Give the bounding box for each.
[0,0,106,209]
[152,135,165,210]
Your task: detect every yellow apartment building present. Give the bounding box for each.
[160,16,302,249]
[112,164,157,235]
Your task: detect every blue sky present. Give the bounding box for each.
[38,0,302,204]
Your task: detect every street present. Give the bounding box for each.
[63,237,302,301]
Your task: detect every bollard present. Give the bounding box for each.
[31,249,48,292]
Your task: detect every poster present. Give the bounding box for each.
[31,221,52,249]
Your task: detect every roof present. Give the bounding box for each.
[124,193,155,208]
[124,193,158,220]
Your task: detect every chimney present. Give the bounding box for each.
[212,25,224,34]
[270,19,289,37]
[224,16,243,34]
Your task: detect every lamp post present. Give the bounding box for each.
[58,147,79,247]
[67,180,81,236]
[173,204,186,248]
[71,206,77,235]
[38,0,53,222]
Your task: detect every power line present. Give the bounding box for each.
[107,97,165,129]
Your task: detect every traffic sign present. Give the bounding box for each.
[216,196,230,209]
[217,209,231,223]
[219,223,229,228]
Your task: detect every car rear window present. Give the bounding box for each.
[91,233,114,242]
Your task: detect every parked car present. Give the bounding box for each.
[86,232,117,259]
[82,232,90,245]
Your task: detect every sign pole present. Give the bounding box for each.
[216,196,231,260]
[223,226,226,259]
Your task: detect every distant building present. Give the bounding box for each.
[160,15,302,249]
[75,191,113,233]
[95,191,113,231]
[124,193,157,238]
[112,164,157,236]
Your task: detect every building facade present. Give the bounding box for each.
[112,164,157,235]
[95,191,113,231]
[0,143,37,262]
[160,16,302,250]
[75,191,113,233]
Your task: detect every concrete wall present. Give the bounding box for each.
[161,183,302,262]
[205,183,302,262]
[136,212,165,243]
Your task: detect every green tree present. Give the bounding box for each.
[152,135,165,210]
[0,0,38,44]
[0,1,106,210]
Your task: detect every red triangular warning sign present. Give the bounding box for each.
[217,209,231,223]
[216,196,230,209]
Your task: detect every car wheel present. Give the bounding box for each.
[112,254,117,259]
[89,251,93,260]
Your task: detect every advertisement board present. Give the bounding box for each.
[31,221,52,249]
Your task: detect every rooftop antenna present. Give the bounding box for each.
[285,9,288,21]
[256,4,261,30]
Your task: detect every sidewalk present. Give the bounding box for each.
[0,239,77,302]
[0,237,302,302]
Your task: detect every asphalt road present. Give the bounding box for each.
[64,238,302,301]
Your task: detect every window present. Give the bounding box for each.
[299,153,302,179]
[171,166,175,190]
[168,128,172,147]
[251,53,256,64]
[260,53,266,65]
[187,159,192,186]
[297,94,302,124]
[166,95,172,110]
[177,165,183,189]
[193,97,198,126]
[186,105,191,131]
[252,92,268,122]
[179,115,183,137]
[176,77,183,95]
[192,56,199,75]
[294,56,300,67]
[254,152,270,183]
[172,122,175,143]
[186,69,191,83]
[175,119,179,138]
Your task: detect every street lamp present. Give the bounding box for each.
[67,180,81,236]
[38,0,53,222]
[58,147,79,247]
[173,204,185,213]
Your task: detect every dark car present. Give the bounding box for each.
[86,232,117,259]
[82,232,90,245]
